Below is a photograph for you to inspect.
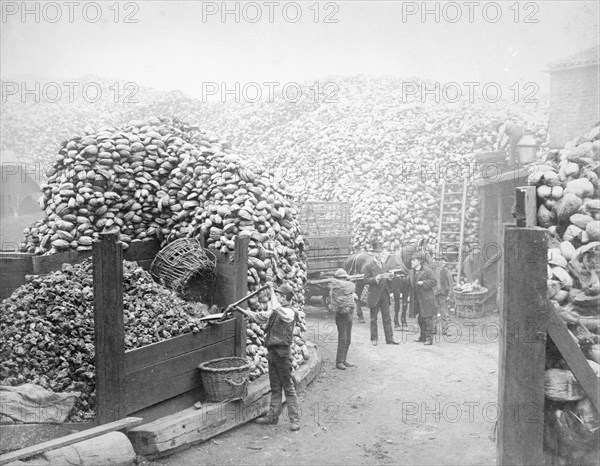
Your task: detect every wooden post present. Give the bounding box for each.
[93,232,126,424]
[233,236,249,358]
[514,186,537,227]
[497,225,548,465]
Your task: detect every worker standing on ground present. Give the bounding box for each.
[330,268,358,370]
[409,252,438,345]
[364,242,400,346]
[432,258,453,336]
[240,282,300,431]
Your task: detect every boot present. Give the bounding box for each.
[255,415,278,425]
[424,336,433,346]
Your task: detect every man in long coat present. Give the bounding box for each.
[364,243,399,346]
[408,252,438,345]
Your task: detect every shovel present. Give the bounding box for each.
[199,284,270,322]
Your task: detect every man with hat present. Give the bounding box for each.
[330,268,358,370]
[364,242,400,346]
[239,281,300,431]
[408,252,438,345]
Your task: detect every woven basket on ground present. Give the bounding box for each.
[150,238,216,302]
[545,369,585,402]
[198,357,250,402]
[453,288,488,306]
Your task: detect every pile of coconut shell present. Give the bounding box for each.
[190,77,550,251]
[528,124,600,463]
[0,259,209,421]
[16,116,309,381]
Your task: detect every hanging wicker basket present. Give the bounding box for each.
[199,357,251,402]
[150,238,217,302]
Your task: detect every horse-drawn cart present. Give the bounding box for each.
[300,202,353,310]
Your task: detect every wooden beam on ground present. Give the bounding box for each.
[546,305,600,412]
[93,231,126,424]
[514,186,537,227]
[128,344,322,459]
[0,417,142,465]
[497,225,547,466]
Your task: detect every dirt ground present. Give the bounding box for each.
[151,302,500,466]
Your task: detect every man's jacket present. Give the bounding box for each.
[364,260,392,308]
[408,266,438,318]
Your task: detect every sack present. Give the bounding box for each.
[360,286,369,305]
[0,384,80,423]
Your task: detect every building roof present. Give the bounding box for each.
[547,45,600,70]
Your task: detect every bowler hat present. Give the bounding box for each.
[334,268,349,279]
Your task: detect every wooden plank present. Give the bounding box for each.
[305,235,352,248]
[0,254,34,300]
[125,318,237,373]
[123,239,160,261]
[546,306,600,412]
[0,417,142,465]
[514,186,537,228]
[308,259,347,271]
[233,237,248,358]
[0,422,95,454]
[127,344,322,458]
[125,339,235,413]
[497,226,547,466]
[32,249,92,275]
[93,232,126,424]
[128,388,203,426]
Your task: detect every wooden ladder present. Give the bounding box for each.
[435,178,468,283]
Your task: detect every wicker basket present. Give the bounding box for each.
[453,288,488,318]
[198,357,250,402]
[150,238,216,302]
[545,369,585,402]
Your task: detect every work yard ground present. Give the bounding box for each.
[150,303,499,466]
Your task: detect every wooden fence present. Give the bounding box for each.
[0,234,249,428]
[497,187,599,464]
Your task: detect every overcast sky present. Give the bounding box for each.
[1,1,599,97]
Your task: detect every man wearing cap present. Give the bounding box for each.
[239,282,300,431]
[364,242,400,346]
[409,253,438,345]
[330,268,358,370]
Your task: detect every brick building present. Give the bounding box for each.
[547,45,600,148]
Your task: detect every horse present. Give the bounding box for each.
[343,238,434,325]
